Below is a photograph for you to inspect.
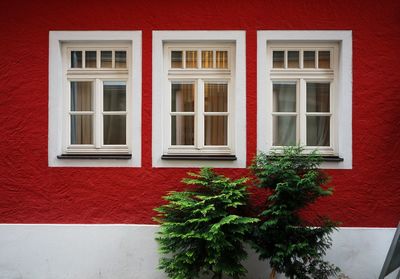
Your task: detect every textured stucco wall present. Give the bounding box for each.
[0,0,399,226]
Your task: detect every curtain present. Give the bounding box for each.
[204,83,227,145]
[273,83,296,146]
[186,51,197,68]
[171,83,194,145]
[70,81,92,144]
[202,51,213,68]
[306,83,330,146]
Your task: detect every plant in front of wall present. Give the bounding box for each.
[154,168,259,279]
[250,146,340,279]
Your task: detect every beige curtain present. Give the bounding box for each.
[172,83,194,145]
[71,81,92,144]
[204,83,227,145]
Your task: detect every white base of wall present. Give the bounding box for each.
[0,225,397,279]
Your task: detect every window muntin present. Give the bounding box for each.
[63,44,131,154]
[268,44,337,154]
[272,48,332,70]
[165,44,233,155]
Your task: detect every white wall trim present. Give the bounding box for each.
[257,31,352,169]
[48,31,142,167]
[152,31,246,168]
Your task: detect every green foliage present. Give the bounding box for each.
[154,168,259,279]
[250,146,340,279]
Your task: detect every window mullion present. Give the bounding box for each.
[299,79,306,146]
[197,79,204,149]
[95,79,102,149]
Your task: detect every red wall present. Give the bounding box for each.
[0,0,399,226]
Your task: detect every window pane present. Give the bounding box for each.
[272,51,284,68]
[287,51,299,68]
[273,116,296,146]
[85,51,96,68]
[101,51,112,68]
[171,116,194,145]
[185,51,197,68]
[307,116,330,146]
[104,115,126,145]
[307,83,330,112]
[304,51,315,68]
[318,51,330,68]
[171,51,183,68]
[202,51,213,68]
[71,51,82,68]
[216,51,228,68]
[273,83,296,112]
[103,81,126,111]
[205,116,227,146]
[71,81,92,111]
[204,83,227,112]
[171,83,194,112]
[115,51,127,68]
[71,115,93,144]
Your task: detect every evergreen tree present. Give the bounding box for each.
[250,146,340,279]
[154,168,259,279]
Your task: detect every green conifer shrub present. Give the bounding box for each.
[154,168,259,279]
[250,146,340,279]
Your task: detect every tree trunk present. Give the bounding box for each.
[269,268,276,279]
[212,272,222,279]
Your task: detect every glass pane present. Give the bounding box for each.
[71,115,93,144]
[307,83,330,112]
[71,81,92,111]
[101,51,112,68]
[115,51,127,68]
[171,83,194,112]
[185,51,197,68]
[273,83,296,112]
[204,83,227,112]
[273,116,296,146]
[304,51,315,68]
[287,51,299,68]
[205,116,227,146]
[307,116,330,146]
[171,116,194,145]
[272,51,284,68]
[216,51,228,68]
[171,51,183,68]
[104,115,126,145]
[318,51,330,68]
[85,51,96,68]
[202,51,213,68]
[104,81,126,111]
[71,51,82,68]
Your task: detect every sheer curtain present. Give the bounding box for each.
[171,83,194,145]
[273,83,296,146]
[306,83,330,146]
[71,81,92,144]
[204,83,227,146]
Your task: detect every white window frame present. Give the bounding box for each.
[153,31,246,168]
[257,31,352,169]
[49,31,142,167]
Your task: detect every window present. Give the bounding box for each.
[153,31,246,168]
[257,31,352,169]
[49,31,142,167]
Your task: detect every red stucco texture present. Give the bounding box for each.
[0,0,399,226]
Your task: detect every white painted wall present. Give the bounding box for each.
[0,225,397,279]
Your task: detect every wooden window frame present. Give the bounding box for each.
[257,30,352,169]
[49,31,142,167]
